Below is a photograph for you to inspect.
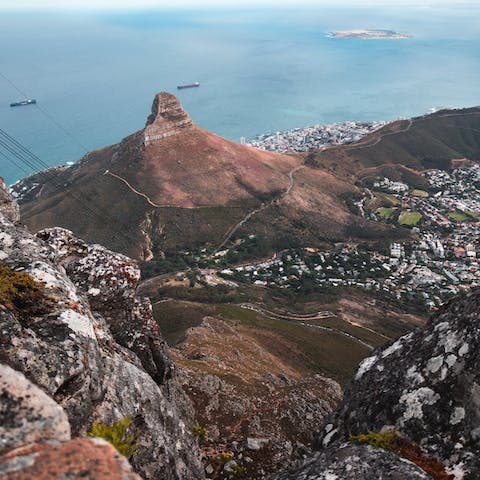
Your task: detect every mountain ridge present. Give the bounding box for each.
[13,92,413,262]
[12,96,480,274]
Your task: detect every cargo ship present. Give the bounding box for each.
[177,82,200,90]
[10,99,37,107]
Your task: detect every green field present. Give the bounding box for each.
[377,207,396,220]
[448,211,469,223]
[398,211,422,226]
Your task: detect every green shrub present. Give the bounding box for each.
[349,430,397,451]
[192,425,208,443]
[87,417,139,458]
[218,452,234,464]
[0,265,42,309]
[231,464,246,475]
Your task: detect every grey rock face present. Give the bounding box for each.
[37,227,174,384]
[0,365,71,454]
[274,443,433,480]
[0,178,19,223]
[315,290,480,479]
[0,188,203,479]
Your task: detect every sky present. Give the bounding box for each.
[1,0,478,9]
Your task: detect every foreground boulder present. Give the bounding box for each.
[317,290,480,478]
[0,365,140,480]
[0,365,70,455]
[0,179,203,479]
[2,439,142,480]
[275,442,433,479]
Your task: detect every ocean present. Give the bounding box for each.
[1,4,480,184]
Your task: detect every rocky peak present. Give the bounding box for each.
[144,92,194,145]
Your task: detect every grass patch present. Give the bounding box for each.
[350,430,397,451]
[466,210,480,220]
[87,417,139,459]
[411,189,429,198]
[448,211,469,223]
[398,211,422,226]
[0,265,51,316]
[376,207,395,220]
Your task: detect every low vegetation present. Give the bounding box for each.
[398,211,422,226]
[87,417,139,459]
[448,211,469,223]
[0,265,49,314]
[350,430,453,480]
[377,207,396,220]
[350,430,397,450]
[192,425,208,444]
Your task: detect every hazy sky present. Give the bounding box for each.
[1,0,477,10]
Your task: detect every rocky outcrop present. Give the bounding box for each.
[2,439,142,480]
[0,179,203,479]
[0,365,71,454]
[36,227,174,384]
[0,178,19,223]
[144,92,194,145]
[317,290,480,478]
[276,290,480,479]
[275,443,434,480]
[181,371,342,479]
[0,365,141,480]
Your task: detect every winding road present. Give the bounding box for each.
[104,170,218,209]
[238,303,374,350]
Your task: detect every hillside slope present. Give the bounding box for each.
[308,107,480,182]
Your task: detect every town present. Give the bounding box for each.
[249,120,386,152]
[216,162,480,310]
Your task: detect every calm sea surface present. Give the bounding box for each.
[1,5,480,184]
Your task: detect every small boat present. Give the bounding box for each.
[177,82,200,90]
[10,99,37,107]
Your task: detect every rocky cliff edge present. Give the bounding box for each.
[0,179,204,479]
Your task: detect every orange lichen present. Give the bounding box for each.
[350,430,454,480]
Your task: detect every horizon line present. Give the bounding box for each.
[1,0,479,11]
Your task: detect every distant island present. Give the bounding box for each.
[329,29,411,39]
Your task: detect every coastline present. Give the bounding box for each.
[328,29,411,39]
